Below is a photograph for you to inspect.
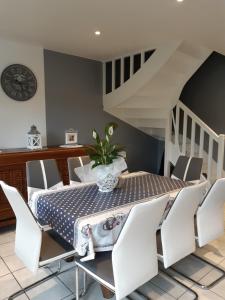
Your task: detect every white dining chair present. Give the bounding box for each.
[157,181,208,295]
[75,194,169,300]
[67,155,91,184]
[193,178,225,288]
[26,159,64,200]
[171,155,203,182]
[0,180,76,300]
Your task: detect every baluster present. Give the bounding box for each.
[141,52,145,66]
[217,134,225,179]
[190,120,196,157]
[164,113,172,177]
[199,128,204,158]
[112,59,115,91]
[130,55,134,78]
[182,111,187,155]
[120,57,124,86]
[103,62,106,95]
[175,105,180,146]
[207,136,213,181]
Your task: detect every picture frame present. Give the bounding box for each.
[65,129,78,144]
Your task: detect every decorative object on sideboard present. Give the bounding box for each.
[27,125,42,150]
[87,122,127,192]
[65,128,78,145]
[1,64,37,101]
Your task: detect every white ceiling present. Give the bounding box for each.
[0,0,224,60]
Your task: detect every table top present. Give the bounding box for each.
[33,172,190,248]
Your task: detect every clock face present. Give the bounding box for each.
[1,64,37,101]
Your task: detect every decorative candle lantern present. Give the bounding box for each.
[27,125,42,150]
[65,128,78,144]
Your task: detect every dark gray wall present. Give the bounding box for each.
[44,50,162,173]
[181,52,225,135]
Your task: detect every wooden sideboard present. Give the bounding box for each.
[0,146,87,228]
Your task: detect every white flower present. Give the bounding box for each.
[108,126,114,136]
[92,130,97,139]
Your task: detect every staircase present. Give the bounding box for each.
[166,101,225,183]
[103,40,211,140]
[102,40,225,182]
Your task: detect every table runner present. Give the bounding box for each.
[32,172,190,257]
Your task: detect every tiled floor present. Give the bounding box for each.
[1,227,225,300]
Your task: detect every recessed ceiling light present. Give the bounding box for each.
[95,30,101,36]
[177,0,184,2]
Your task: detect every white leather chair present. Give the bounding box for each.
[75,194,169,300]
[0,181,76,300]
[67,155,91,184]
[26,159,64,201]
[157,181,208,296]
[171,155,203,182]
[193,178,225,288]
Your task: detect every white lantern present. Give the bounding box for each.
[27,125,42,150]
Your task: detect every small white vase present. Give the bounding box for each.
[97,173,119,193]
[94,164,119,193]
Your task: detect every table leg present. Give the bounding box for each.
[100,285,114,299]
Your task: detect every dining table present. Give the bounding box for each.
[29,171,190,298]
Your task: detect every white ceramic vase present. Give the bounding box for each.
[95,164,119,193]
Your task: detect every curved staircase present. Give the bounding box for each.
[103,40,211,139]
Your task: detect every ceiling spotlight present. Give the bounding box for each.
[177,0,184,2]
[95,30,101,36]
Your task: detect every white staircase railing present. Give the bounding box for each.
[165,101,225,182]
[103,49,155,95]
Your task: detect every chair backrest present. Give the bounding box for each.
[67,156,91,182]
[185,157,203,181]
[172,155,203,182]
[160,181,208,268]
[0,181,41,273]
[197,178,225,247]
[26,159,63,190]
[171,155,189,181]
[112,194,169,300]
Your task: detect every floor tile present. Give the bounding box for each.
[172,255,213,283]
[3,295,29,300]
[26,277,71,300]
[0,230,15,245]
[195,245,225,265]
[180,284,225,300]
[0,274,20,300]
[0,258,10,277]
[151,272,188,298]
[13,267,52,288]
[137,281,175,300]
[0,241,15,258]
[209,275,225,299]
[4,254,25,272]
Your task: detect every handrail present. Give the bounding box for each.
[169,100,225,181]
[177,101,219,140]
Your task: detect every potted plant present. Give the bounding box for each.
[88,122,127,192]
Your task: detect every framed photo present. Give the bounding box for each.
[65,129,78,144]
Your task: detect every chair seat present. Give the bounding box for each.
[40,230,75,263]
[76,251,115,289]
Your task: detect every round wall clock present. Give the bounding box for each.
[1,64,37,101]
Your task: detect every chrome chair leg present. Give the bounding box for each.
[159,269,198,300]
[81,270,87,296]
[8,258,76,300]
[171,253,225,289]
[76,266,80,300]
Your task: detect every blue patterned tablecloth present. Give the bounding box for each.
[33,172,189,256]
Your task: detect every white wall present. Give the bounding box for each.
[0,38,46,148]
